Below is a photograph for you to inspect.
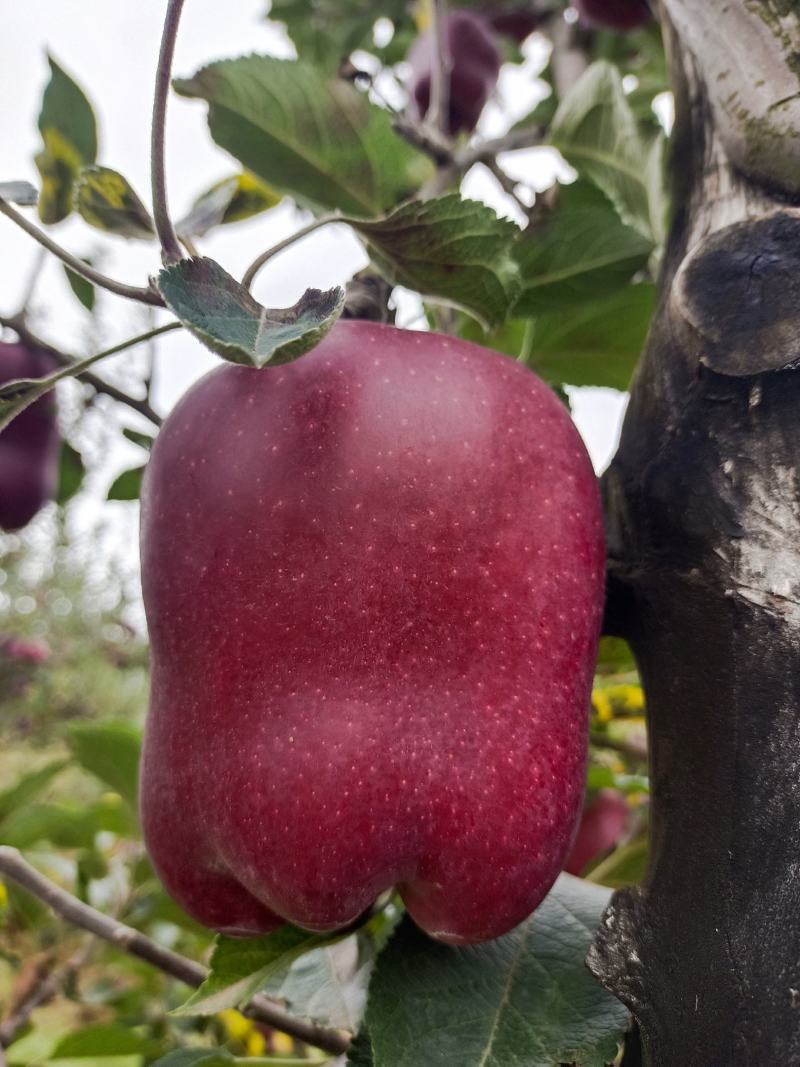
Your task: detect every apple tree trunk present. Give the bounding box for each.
[585,2,800,1063]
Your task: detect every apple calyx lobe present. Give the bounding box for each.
[140,320,605,944]
[0,342,60,531]
[408,10,502,136]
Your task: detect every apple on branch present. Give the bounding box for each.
[574,0,651,32]
[139,320,605,945]
[407,10,502,136]
[0,342,60,532]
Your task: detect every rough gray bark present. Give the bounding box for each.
[586,2,800,1063]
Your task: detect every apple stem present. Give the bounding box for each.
[0,198,164,307]
[151,0,186,266]
[241,212,343,290]
[0,847,351,1057]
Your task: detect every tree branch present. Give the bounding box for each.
[151,0,187,264]
[427,0,452,138]
[0,199,163,307]
[0,939,94,1049]
[0,848,349,1057]
[0,313,172,428]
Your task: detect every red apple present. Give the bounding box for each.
[573,0,651,31]
[0,343,60,531]
[484,7,541,43]
[1,636,50,664]
[139,320,605,944]
[564,788,630,875]
[408,10,502,136]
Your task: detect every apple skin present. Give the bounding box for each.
[574,0,651,31]
[564,788,630,875]
[139,320,605,944]
[484,7,541,43]
[0,343,60,532]
[408,11,502,136]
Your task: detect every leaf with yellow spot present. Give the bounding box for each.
[75,166,155,240]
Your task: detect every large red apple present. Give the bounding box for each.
[0,342,60,532]
[574,0,651,31]
[408,10,502,136]
[564,789,630,875]
[139,321,604,944]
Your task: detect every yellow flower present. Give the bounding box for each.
[592,689,613,723]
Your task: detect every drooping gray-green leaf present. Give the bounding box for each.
[364,875,629,1067]
[67,721,142,810]
[64,262,96,311]
[177,172,282,239]
[56,441,86,504]
[157,257,344,368]
[75,166,155,240]
[174,56,431,216]
[107,465,145,502]
[352,195,521,330]
[173,925,337,1017]
[35,54,98,224]
[514,181,653,315]
[0,181,38,206]
[550,61,656,241]
[265,933,373,1031]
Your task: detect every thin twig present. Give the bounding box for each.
[418,123,546,197]
[16,247,48,320]
[151,0,187,264]
[0,317,178,431]
[242,213,342,290]
[428,0,451,138]
[0,848,350,1057]
[0,199,163,307]
[0,939,94,1049]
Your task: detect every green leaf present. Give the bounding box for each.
[57,442,86,504]
[347,1030,376,1066]
[364,875,629,1067]
[526,283,655,389]
[64,263,96,311]
[107,466,145,502]
[122,428,155,451]
[148,1054,234,1067]
[0,181,38,206]
[75,166,155,240]
[67,721,142,810]
[3,879,49,929]
[267,0,408,68]
[177,173,282,239]
[0,760,70,824]
[0,797,134,850]
[51,1025,151,1057]
[174,56,431,215]
[173,926,336,1016]
[513,182,653,315]
[588,837,649,889]
[35,55,97,224]
[550,61,656,241]
[265,933,373,1030]
[157,257,344,368]
[352,195,521,330]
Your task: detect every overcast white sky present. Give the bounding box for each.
[0,2,627,612]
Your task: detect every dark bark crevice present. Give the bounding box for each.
[587,4,800,1062]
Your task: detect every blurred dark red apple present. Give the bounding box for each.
[140,320,604,944]
[565,788,630,874]
[574,0,651,31]
[1,635,50,664]
[0,343,60,531]
[408,10,502,136]
[484,6,541,43]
